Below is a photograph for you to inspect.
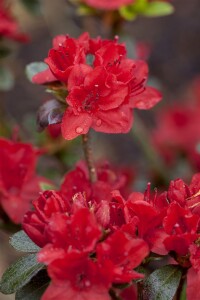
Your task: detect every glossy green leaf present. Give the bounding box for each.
[142,1,174,17]
[0,66,14,91]
[0,254,43,294]
[10,230,40,253]
[25,62,47,82]
[143,265,182,300]
[15,270,50,300]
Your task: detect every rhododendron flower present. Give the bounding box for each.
[40,252,112,300]
[0,0,28,42]
[81,0,133,10]
[32,33,161,140]
[23,161,133,244]
[0,138,47,224]
[163,202,199,256]
[153,98,200,169]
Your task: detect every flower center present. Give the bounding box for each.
[82,86,100,112]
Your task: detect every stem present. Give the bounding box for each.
[82,132,97,183]
[137,282,144,300]
[132,113,169,185]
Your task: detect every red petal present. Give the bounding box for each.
[130,86,162,110]
[61,109,92,140]
[67,64,92,90]
[187,268,200,300]
[32,68,58,84]
[92,106,133,134]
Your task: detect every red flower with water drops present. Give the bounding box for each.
[32,33,161,140]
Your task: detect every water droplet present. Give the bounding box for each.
[96,119,102,127]
[94,84,99,88]
[76,127,83,134]
[85,280,91,287]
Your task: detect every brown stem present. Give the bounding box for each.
[137,282,144,300]
[82,132,97,183]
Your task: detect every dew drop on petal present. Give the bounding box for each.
[76,127,83,134]
[85,280,91,287]
[96,119,102,127]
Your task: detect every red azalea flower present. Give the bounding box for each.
[38,208,102,258]
[165,174,200,216]
[163,202,199,256]
[186,267,200,300]
[81,0,133,10]
[0,138,46,224]
[41,252,112,300]
[32,33,161,140]
[0,0,28,42]
[97,230,149,283]
[152,100,200,168]
[60,160,132,204]
[23,160,132,245]
[23,190,69,247]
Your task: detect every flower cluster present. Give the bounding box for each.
[153,79,200,170]
[0,0,28,42]
[0,138,48,224]
[33,33,161,140]
[22,162,200,299]
[23,162,149,300]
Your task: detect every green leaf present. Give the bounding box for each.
[142,1,174,17]
[119,0,148,20]
[131,0,148,12]
[77,4,96,15]
[119,6,137,21]
[0,254,44,294]
[143,265,182,300]
[25,62,48,82]
[15,270,50,300]
[0,66,14,91]
[39,181,56,191]
[10,230,40,253]
[20,0,41,15]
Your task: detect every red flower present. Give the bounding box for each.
[38,208,102,259]
[0,0,28,42]
[163,203,199,256]
[97,230,149,283]
[60,160,132,205]
[152,99,200,168]
[23,190,68,247]
[187,267,200,300]
[32,33,161,140]
[41,252,111,300]
[81,0,133,10]
[0,138,46,224]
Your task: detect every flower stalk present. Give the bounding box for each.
[82,132,97,183]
